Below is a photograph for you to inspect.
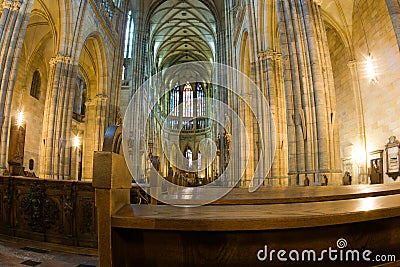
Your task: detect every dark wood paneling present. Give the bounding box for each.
[112,217,400,267]
[0,176,97,248]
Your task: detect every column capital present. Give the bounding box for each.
[12,0,22,10]
[274,52,282,62]
[258,49,275,60]
[313,0,322,6]
[2,0,13,9]
[95,94,108,101]
[49,54,71,66]
[347,59,358,69]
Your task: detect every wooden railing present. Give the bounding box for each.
[0,176,97,248]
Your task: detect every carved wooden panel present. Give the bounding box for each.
[0,177,97,248]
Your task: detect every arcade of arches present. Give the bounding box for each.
[0,0,400,188]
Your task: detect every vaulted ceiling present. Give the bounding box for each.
[321,0,355,45]
[149,0,217,70]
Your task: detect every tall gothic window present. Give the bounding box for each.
[30,70,41,100]
[183,81,193,117]
[198,151,202,176]
[185,147,193,168]
[73,75,87,119]
[196,84,206,116]
[170,82,180,116]
[168,81,208,130]
[124,10,134,59]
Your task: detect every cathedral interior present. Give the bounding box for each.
[0,0,400,266]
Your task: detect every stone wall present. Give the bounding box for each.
[6,0,127,180]
[353,0,400,183]
[326,25,360,181]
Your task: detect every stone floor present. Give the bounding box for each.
[0,238,98,267]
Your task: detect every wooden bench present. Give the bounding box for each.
[93,151,400,266]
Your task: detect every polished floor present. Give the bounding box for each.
[0,238,98,267]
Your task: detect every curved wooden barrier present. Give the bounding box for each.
[93,127,400,266]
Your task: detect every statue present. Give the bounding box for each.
[167,167,174,182]
[224,113,231,133]
[151,156,160,171]
[343,171,352,185]
[321,175,328,186]
[115,107,122,125]
[304,175,310,186]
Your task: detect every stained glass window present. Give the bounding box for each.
[170,82,180,116]
[196,84,206,116]
[30,70,41,100]
[185,147,193,168]
[183,81,193,117]
[198,152,202,176]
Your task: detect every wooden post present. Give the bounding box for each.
[92,151,132,266]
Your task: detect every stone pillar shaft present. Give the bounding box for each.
[0,0,33,172]
[40,55,76,179]
[386,0,400,51]
[276,0,341,185]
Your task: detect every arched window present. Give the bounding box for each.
[185,147,193,168]
[73,75,87,118]
[170,82,180,116]
[198,151,202,176]
[183,81,193,117]
[196,84,206,116]
[113,0,121,8]
[30,70,41,99]
[124,10,134,59]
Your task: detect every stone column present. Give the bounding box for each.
[40,54,76,179]
[92,151,131,266]
[276,0,341,185]
[385,0,400,51]
[259,49,289,186]
[347,60,368,183]
[130,28,148,99]
[0,0,34,173]
[83,94,108,180]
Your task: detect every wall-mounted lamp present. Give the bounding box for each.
[73,136,80,148]
[356,0,377,82]
[365,54,377,82]
[353,145,366,166]
[16,110,24,128]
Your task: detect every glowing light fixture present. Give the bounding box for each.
[352,145,366,165]
[366,54,376,82]
[16,110,24,128]
[356,0,377,82]
[73,136,80,148]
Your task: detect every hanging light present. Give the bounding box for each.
[355,0,377,82]
[73,135,80,148]
[16,110,24,128]
[365,54,376,82]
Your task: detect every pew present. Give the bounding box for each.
[93,126,400,266]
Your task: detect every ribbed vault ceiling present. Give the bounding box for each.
[150,0,216,70]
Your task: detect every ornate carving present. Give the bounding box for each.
[0,177,97,248]
[3,180,12,219]
[347,60,358,69]
[80,200,94,234]
[12,0,22,10]
[224,131,231,164]
[2,0,13,9]
[313,0,322,6]
[19,182,59,233]
[49,54,71,66]
[258,50,275,60]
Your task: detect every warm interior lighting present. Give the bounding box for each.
[352,145,366,165]
[73,136,80,148]
[366,55,377,82]
[359,197,376,212]
[16,110,24,128]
